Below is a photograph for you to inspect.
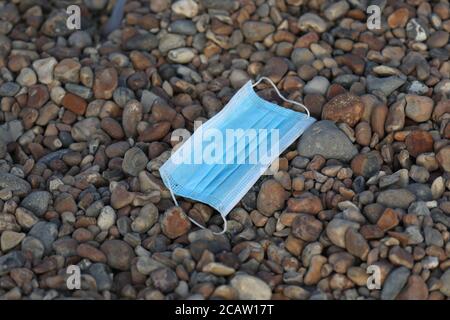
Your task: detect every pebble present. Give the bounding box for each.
[377,189,416,209]
[298,13,327,33]
[97,206,116,231]
[28,222,58,254]
[405,95,433,122]
[291,214,323,242]
[405,130,434,158]
[131,204,159,233]
[326,218,359,248]
[297,120,358,162]
[171,0,199,18]
[0,173,31,197]
[93,68,118,99]
[32,57,57,84]
[20,191,51,217]
[242,21,275,42]
[100,240,135,271]
[122,147,148,177]
[1,231,25,251]
[303,76,330,96]
[230,274,272,300]
[256,179,285,216]
[161,207,191,239]
[381,267,410,300]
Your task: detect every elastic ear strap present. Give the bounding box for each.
[252,76,311,118]
[166,180,228,235]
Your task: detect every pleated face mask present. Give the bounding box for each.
[159,77,316,234]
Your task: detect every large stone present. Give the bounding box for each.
[322,93,364,127]
[377,189,416,209]
[100,240,135,271]
[0,173,31,197]
[381,267,410,300]
[20,191,51,217]
[230,274,272,300]
[297,120,358,162]
[256,179,286,216]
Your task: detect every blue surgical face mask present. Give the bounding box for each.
[159,77,316,234]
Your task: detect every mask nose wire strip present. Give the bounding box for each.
[252,76,311,118]
[166,179,228,235]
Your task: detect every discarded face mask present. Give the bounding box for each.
[160,77,316,234]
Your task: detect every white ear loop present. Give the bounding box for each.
[167,182,228,235]
[252,76,311,118]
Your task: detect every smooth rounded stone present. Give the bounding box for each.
[171,0,199,18]
[100,240,135,271]
[409,165,429,183]
[131,203,159,233]
[324,1,349,20]
[230,274,272,300]
[161,207,191,239]
[387,8,409,28]
[122,100,142,138]
[202,262,235,276]
[52,238,78,257]
[406,19,428,42]
[28,221,58,254]
[322,93,364,127]
[1,231,25,251]
[440,269,450,297]
[303,76,329,96]
[97,206,116,231]
[345,228,369,260]
[54,192,77,213]
[159,33,185,53]
[291,48,314,67]
[32,57,57,84]
[242,21,275,42]
[287,193,323,214]
[298,13,327,33]
[71,117,100,141]
[405,95,433,122]
[297,120,358,162]
[0,82,20,96]
[0,173,31,197]
[355,121,371,146]
[256,179,285,216]
[54,58,81,83]
[406,183,432,202]
[122,147,148,177]
[20,191,51,217]
[27,84,49,109]
[436,146,450,172]
[168,48,195,64]
[291,214,323,242]
[405,130,434,158]
[16,68,37,86]
[377,189,416,209]
[261,57,288,83]
[151,267,179,293]
[377,208,400,231]
[93,67,118,99]
[381,267,410,300]
[366,75,406,96]
[168,20,196,35]
[88,263,112,291]
[326,218,359,248]
[62,93,87,115]
[229,69,250,89]
[389,246,414,269]
[351,151,381,178]
[426,30,449,48]
[397,275,429,300]
[0,251,25,276]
